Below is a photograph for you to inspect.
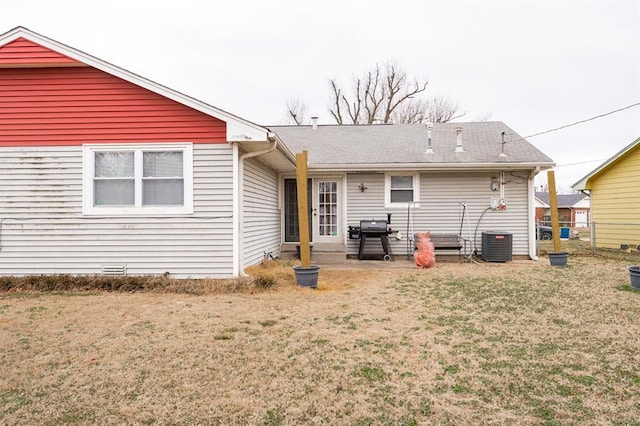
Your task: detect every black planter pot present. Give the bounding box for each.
[548,251,569,267]
[628,266,640,289]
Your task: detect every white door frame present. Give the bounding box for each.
[312,177,343,243]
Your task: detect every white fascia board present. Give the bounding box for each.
[0,27,30,45]
[307,162,556,172]
[227,124,271,142]
[572,178,589,191]
[0,27,269,142]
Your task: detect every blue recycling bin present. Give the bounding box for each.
[560,227,570,240]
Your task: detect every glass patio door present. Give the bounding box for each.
[283,178,312,242]
[314,180,341,243]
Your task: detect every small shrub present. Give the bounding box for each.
[254,275,277,289]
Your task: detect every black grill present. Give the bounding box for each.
[359,220,388,234]
[356,219,392,261]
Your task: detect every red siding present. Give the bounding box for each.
[0,67,227,146]
[0,38,81,66]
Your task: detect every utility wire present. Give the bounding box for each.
[557,158,607,167]
[512,102,640,142]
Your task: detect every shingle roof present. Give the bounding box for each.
[269,122,554,168]
[535,192,587,207]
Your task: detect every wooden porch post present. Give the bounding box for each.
[296,151,311,268]
[547,170,562,253]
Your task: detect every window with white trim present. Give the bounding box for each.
[83,143,193,215]
[385,173,420,208]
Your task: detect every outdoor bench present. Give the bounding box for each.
[415,233,464,257]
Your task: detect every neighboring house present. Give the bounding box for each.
[572,136,640,249]
[534,195,548,223]
[535,192,590,227]
[0,27,555,278]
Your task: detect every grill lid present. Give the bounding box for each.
[360,220,388,232]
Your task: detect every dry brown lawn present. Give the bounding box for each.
[1,250,640,425]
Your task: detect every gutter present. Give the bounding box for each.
[235,133,279,277]
[305,162,556,172]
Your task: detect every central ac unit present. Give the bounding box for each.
[481,231,513,262]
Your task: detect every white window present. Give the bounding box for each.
[83,143,193,215]
[385,173,420,208]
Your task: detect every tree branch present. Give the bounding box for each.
[321,61,464,125]
[285,97,308,125]
[328,79,344,124]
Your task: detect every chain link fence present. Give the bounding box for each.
[537,220,640,254]
[589,221,640,254]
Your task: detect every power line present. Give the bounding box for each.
[556,158,607,167]
[513,102,640,142]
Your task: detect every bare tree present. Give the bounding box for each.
[391,99,428,124]
[422,95,466,123]
[390,96,468,124]
[283,97,309,125]
[472,111,493,122]
[328,80,345,124]
[328,61,430,124]
[284,61,468,125]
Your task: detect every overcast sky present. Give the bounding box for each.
[2,0,639,193]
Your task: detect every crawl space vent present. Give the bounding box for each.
[101,265,127,276]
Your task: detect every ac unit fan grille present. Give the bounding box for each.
[481,232,513,262]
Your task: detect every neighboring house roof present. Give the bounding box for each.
[534,197,549,208]
[270,122,554,170]
[0,26,270,143]
[572,136,640,190]
[535,192,588,208]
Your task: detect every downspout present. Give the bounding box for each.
[236,133,278,276]
[528,167,540,260]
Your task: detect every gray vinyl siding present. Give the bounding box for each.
[346,173,387,256]
[0,144,234,278]
[242,156,280,269]
[346,171,531,258]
